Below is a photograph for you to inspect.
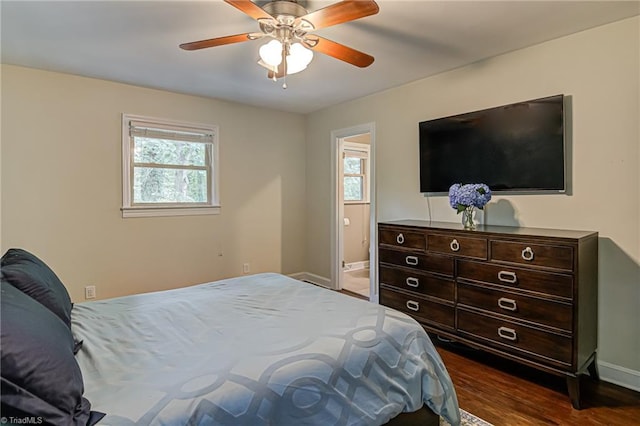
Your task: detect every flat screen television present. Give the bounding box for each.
[419,94,565,193]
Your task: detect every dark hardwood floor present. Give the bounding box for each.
[433,338,640,425]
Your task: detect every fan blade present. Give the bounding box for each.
[306,36,374,68]
[224,0,274,21]
[179,33,254,50]
[296,0,379,30]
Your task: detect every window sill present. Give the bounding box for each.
[121,205,221,218]
[344,201,370,205]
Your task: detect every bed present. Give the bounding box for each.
[1,249,460,425]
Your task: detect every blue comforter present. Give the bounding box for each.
[72,273,460,425]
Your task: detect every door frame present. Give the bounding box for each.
[330,122,377,302]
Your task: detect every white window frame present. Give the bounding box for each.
[121,114,220,218]
[343,142,370,204]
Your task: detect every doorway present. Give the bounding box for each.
[331,123,376,302]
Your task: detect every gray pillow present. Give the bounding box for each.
[0,281,98,424]
[1,248,73,328]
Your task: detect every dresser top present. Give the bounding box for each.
[379,219,598,240]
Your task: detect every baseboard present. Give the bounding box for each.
[288,272,332,289]
[344,260,370,271]
[599,361,640,392]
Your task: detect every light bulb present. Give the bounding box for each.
[286,43,313,75]
[259,40,283,67]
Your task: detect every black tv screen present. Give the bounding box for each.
[419,94,565,193]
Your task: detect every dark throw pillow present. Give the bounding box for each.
[1,248,73,328]
[0,281,94,424]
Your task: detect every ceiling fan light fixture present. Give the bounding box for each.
[180,0,379,84]
[259,39,283,66]
[286,43,313,75]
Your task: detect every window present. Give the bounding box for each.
[122,114,219,218]
[343,142,370,203]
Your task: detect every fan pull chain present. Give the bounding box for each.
[282,45,288,89]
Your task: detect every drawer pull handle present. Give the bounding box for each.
[498,271,517,284]
[450,239,460,252]
[521,246,535,261]
[498,297,518,312]
[406,300,420,312]
[497,326,517,341]
[406,277,420,288]
[405,256,419,266]
[396,233,405,245]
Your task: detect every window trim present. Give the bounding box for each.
[343,142,370,204]
[121,114,220,218]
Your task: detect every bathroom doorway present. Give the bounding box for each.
[331,122,376,301]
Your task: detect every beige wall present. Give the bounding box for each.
[1,65,307,301]
[306,17,640,377]
[344,203,370,264]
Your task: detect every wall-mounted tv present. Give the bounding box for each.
[419,94,565,193]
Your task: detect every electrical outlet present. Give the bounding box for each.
[242,263,250,274]
[85,285,96,300]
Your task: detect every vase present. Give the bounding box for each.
[461,206,476,230]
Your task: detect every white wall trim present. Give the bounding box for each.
[122,206,221,218]
[288,272,332,289]
[598,361,640,392]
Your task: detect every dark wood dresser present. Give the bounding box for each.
[378,220,598,409]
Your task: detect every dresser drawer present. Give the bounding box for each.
[427,233,488,260]
[379,228,426,250]
[457,260,573,299]
[490,240,574,271]
[457,282,573,331]
[457,309,572,366]
[380,288,455,329]
[379,265,454,301]
[379,248,454,277]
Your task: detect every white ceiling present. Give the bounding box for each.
[2,1,638,114]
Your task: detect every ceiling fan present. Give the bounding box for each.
[180,0,379,87]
